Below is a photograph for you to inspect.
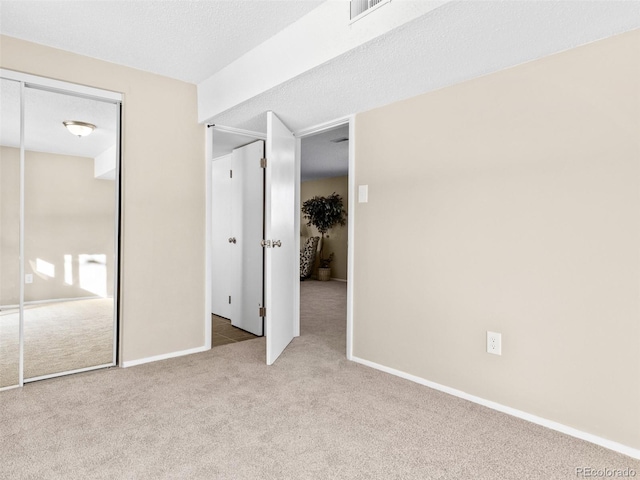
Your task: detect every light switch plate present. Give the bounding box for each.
[358,185,368,203]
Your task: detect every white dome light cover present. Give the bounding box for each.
[63,120,96,137]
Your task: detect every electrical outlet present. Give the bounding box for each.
[487,331,502,355]
[25,274,33,284]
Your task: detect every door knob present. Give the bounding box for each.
[273,240,282,248]
[261,239,271,248]
[228,237,236,244]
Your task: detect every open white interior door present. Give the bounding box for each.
[265,112,296,365]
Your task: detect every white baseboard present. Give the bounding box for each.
[351,355,640,460]
[305,276,347,282]
[0,384,21,392]
[24,363,115,383]
[122,345,209,368]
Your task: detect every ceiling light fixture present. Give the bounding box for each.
[63,121,96,137]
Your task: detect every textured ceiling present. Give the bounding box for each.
[301,125,349,181]
[0,0,323,84]
[209,0,640,133]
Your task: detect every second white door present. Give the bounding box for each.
[211,140,265,336]
[231,141,265,336]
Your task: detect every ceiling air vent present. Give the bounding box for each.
[350,0,391,22]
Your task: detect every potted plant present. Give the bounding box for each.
[301,192,347,281]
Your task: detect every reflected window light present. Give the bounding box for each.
[79,254,107,297]
[64,254,73,285]
[36,258,55,278]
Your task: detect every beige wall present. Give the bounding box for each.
[1,147,115,304]
[0,36,206,363]
[301,176,348,281]
[353,30,640,449]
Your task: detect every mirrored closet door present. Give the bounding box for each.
[0,71,122,388]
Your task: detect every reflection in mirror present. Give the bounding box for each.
[22,86,118,380]
[0,78,21,388]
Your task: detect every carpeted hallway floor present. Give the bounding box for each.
[1,280,638,479]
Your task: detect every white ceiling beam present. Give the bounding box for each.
[197,0,449,124]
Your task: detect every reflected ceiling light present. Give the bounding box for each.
[63,121,96,137]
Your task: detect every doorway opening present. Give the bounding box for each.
[297,121,351,356]
[209,126,265,348]
[205,114,353,364]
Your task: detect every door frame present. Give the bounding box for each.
[204,115,355,360]
[205,125,266,349]
[294,115,355,359]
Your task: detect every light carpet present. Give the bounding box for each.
[0,298,114,386]
[1,281,638,479]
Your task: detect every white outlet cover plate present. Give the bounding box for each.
[487,331,502,355]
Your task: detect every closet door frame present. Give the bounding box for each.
[0,68,123,389]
